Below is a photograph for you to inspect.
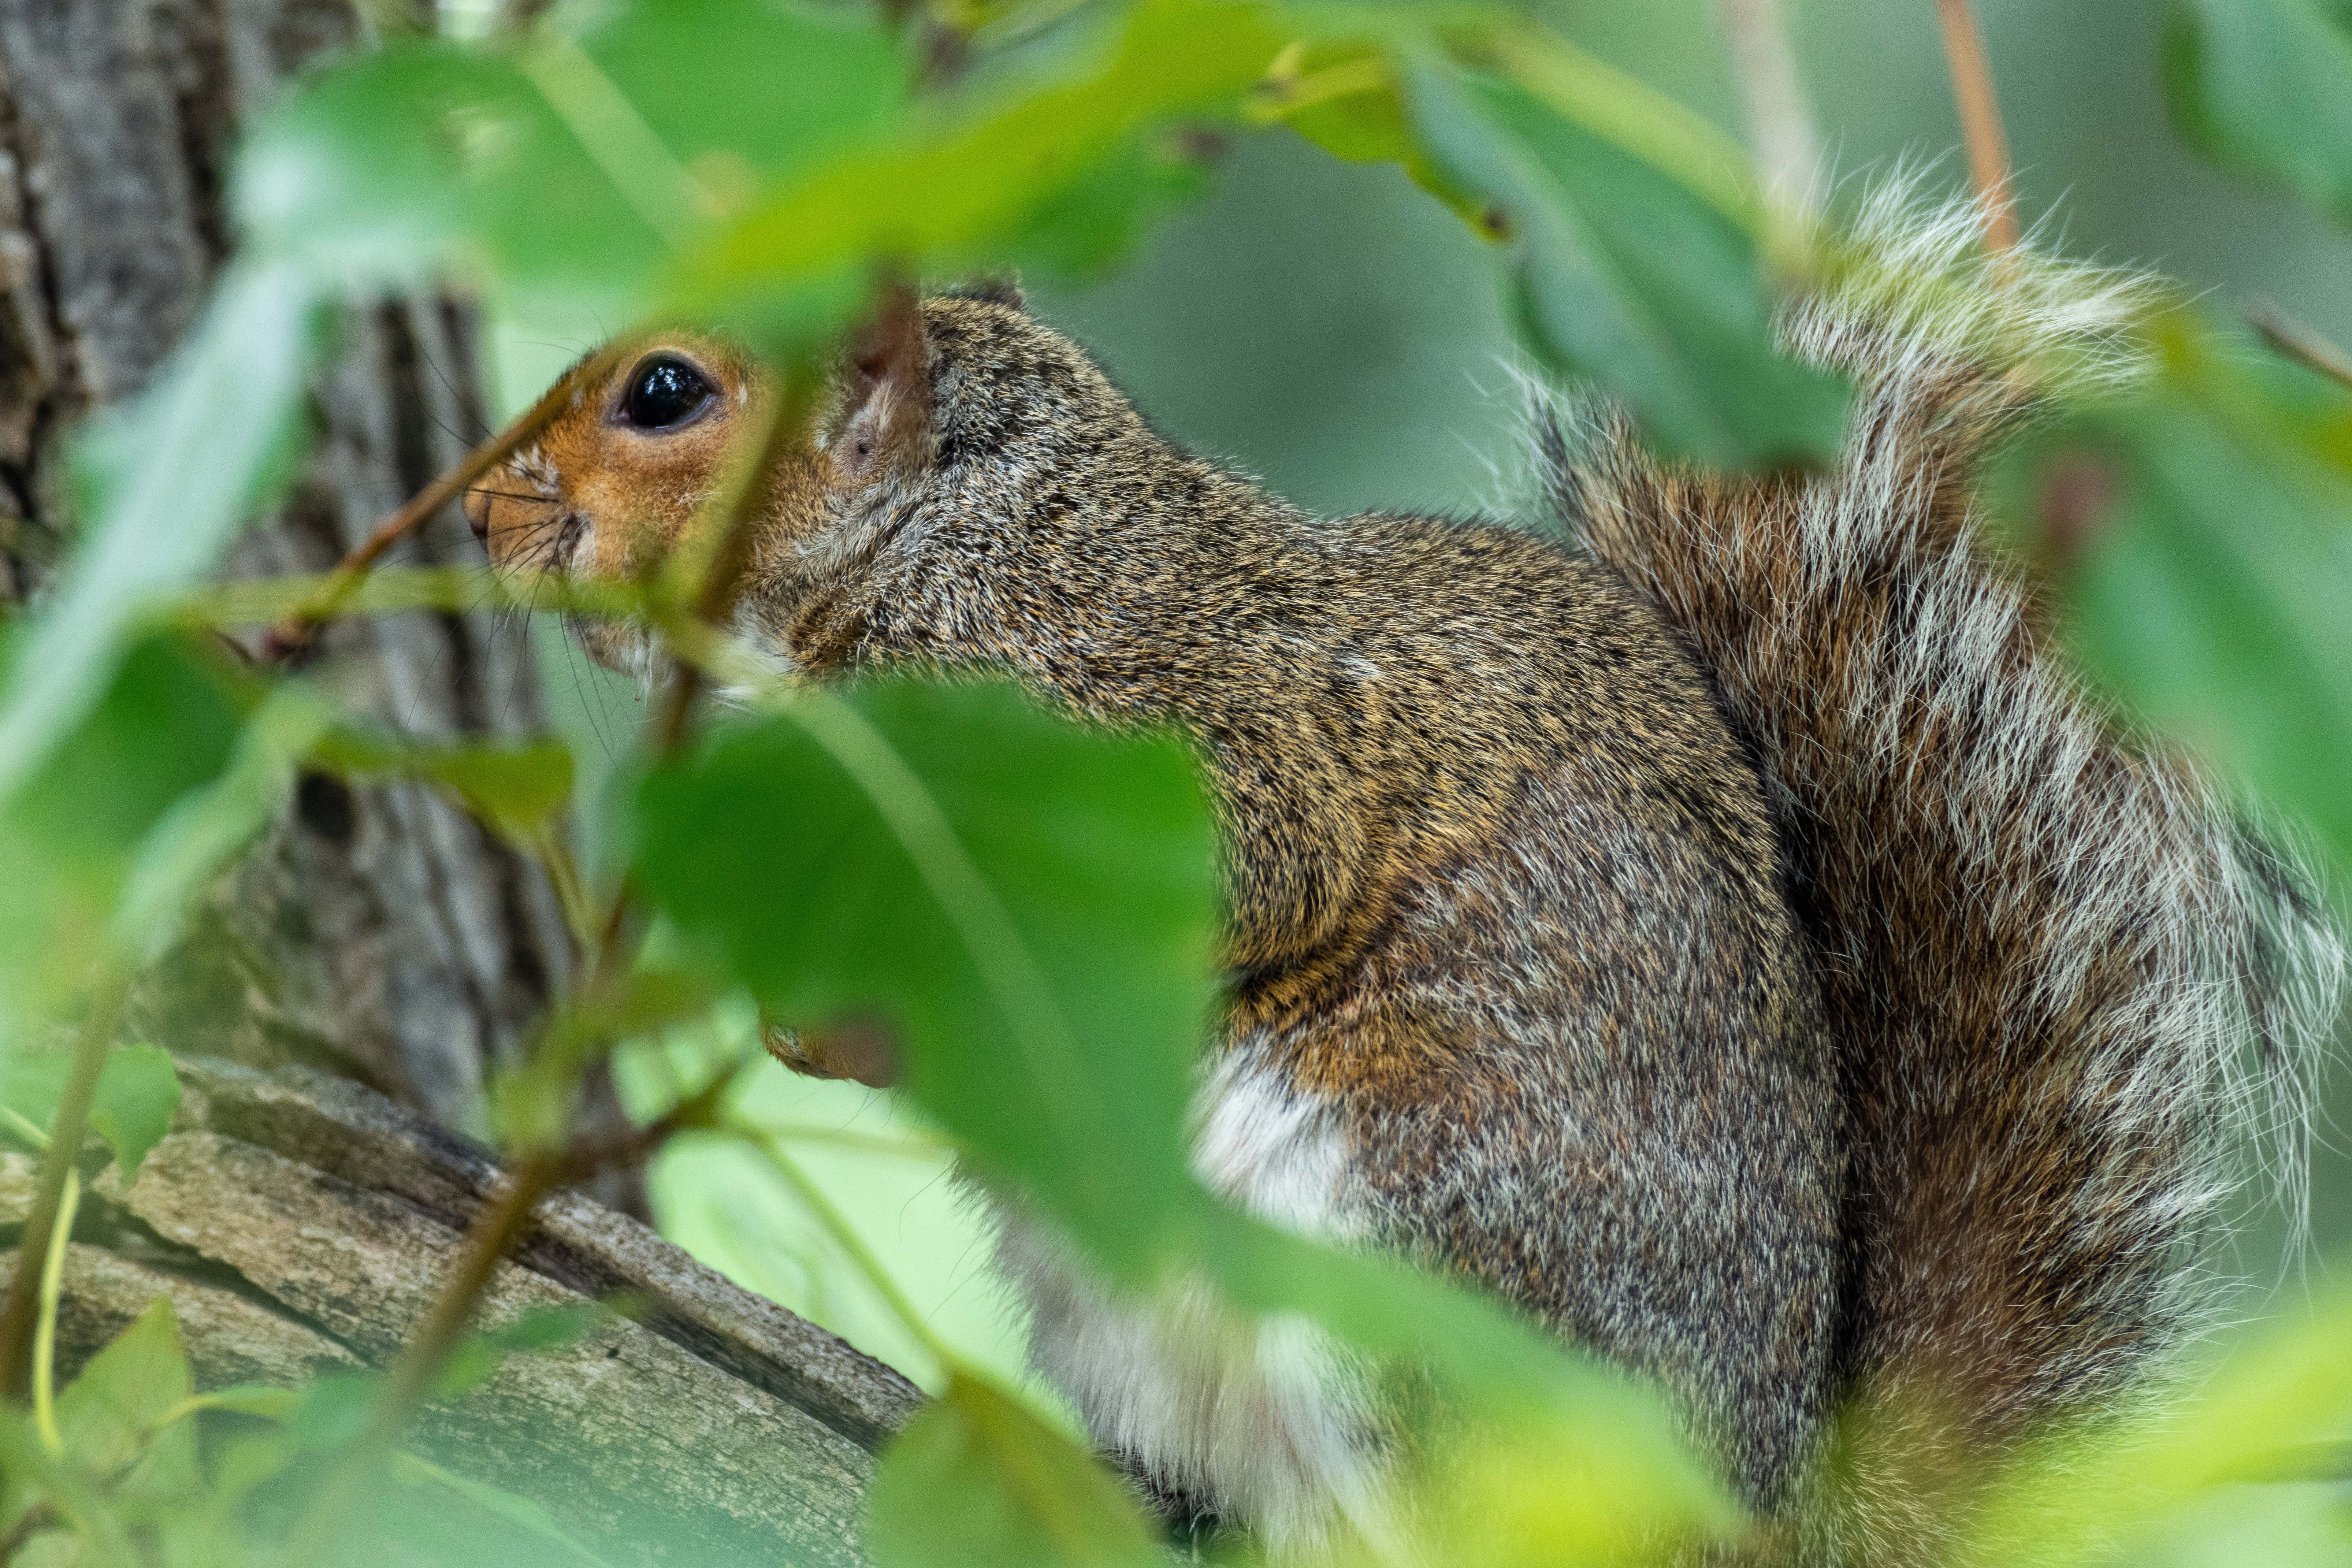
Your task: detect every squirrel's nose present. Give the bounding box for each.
[462,486,491,549]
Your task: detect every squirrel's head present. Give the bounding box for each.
[467,279,1144,678]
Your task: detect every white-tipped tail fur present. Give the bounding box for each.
[1538,184,2345,1558]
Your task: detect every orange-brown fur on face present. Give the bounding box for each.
[469,333,818,669]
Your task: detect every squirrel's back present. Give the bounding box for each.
[1541,188,2346,1552]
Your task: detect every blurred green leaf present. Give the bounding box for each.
[2026,322,2352,885]
[0,1042,180,1179]
[1955,1277,2352,1566]
[0,267,315,821]
[1006,126,1224,278]
[387,1450,617,1568]
[1255,36,1491,228]
[1196,1205,1731,1541]
[868,1373,1159,1568]
[83,1044,180,1183]
[113,686,336,965]
[238,1,903,322]
[52,1299,199,1504]
[633,682,1215,1281]
[573,0,906,187]
[278,1371,383,1454]
[2165,0,2352,227]
[317,729,575,847]
[0,1408,139,1564]
[1402,59,1845,467]
[0,634,251,1027]
[677,0,1288,310]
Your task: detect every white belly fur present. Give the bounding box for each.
[989,1041,1396,1552]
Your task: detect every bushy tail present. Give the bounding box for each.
[1538,187,2345,1538]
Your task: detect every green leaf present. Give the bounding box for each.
[112,686,337,965]
[867,1373,1159,1568]
[0,265,317,819]
[0,634,290,1061]
[1197,1205,1727,1523]
[0,636,252,1019]
[1402,59,1846,467]
[0,1408,140,1565]
[318,729,576,847]
[2165,0,2352,227]
[1954,1277,2352,1565]
[82,1044,181,1183]
[278,1371,383,1454]
[54,1299,200,1502]
[237,2,904,323]
[632,682,1216,1281]
[388,1450,617,1568]
[573,0,906,186]
[0,1045,182,1180]
[1253,36,1491,227]
[2021,322,2352,886]
[676,0,1288,311]
[1004,126,1222,279]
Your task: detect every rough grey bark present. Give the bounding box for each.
[0,11,922,1556]
[3,1058,923,1564]
[0,0,636,1201]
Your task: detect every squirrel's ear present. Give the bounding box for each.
[833,284,930,485]
[954,273,1025,312]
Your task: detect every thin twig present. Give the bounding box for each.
[273,1154,564,1567]
[260,342,627,665]
[1718,0,1820,218]
[549,1066,743,1183]
[1934,0,2018,256]
[652,354,815,753]
[0,970,129,1399]
[2249,297,2352,395]
[0,1500,54,1561]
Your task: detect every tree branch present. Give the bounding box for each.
[1934,0,2019,255]
[2249,297,2352,395]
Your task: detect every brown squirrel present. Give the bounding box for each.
[468,192,2345,1561]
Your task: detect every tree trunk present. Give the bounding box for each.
[1,1056,922,1563]
[0,0,643,1214]
[0,12,909,1560]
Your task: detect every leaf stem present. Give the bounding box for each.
[740,1127,962,1372]
[0,969,129,1401]
[651,354,815,754]
[740,1121,955,1160]
[1933,0,2018,255]
[0,1099,51,1152]
[32,1168,80,1453]
[533,825,603,954]
[260,342,629,664]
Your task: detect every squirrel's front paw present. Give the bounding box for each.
[760,1014,901,1089]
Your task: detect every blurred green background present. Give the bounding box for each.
[486,0,2352,1398]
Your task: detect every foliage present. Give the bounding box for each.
[0,0,2348,1565]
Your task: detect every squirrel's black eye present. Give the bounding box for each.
[621,357,714,430]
